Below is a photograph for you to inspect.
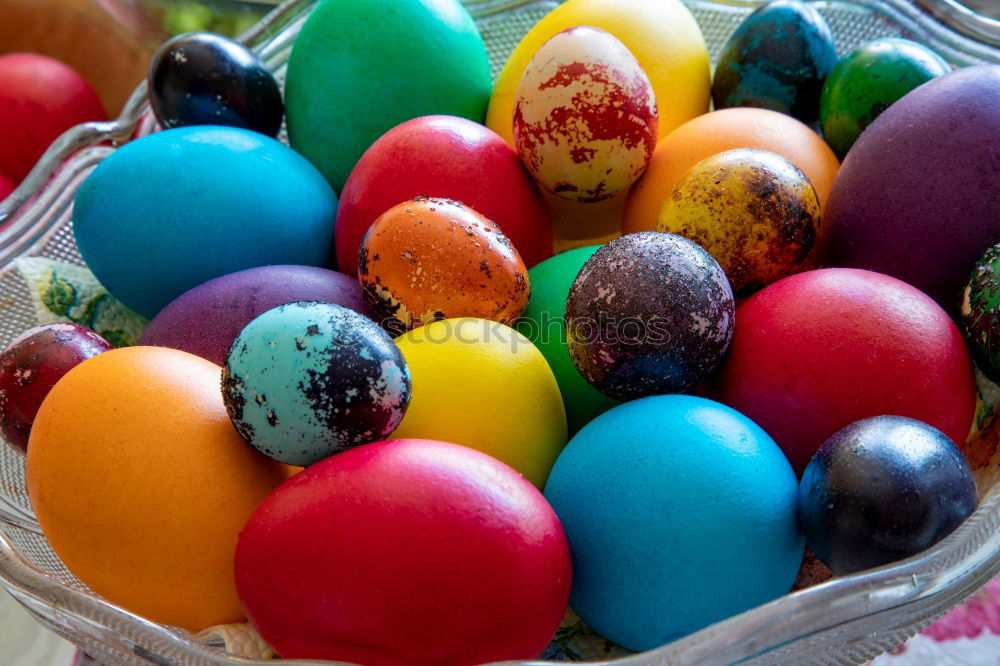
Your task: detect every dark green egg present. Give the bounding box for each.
[962,244,1000,384]
[820,38,950,158]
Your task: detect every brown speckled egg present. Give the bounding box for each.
[513,26,658,203]
[358,197,530,334]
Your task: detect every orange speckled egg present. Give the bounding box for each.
[26,346,288,631]
[358,197,530,334]
[623,108,839,235]
[513,26,658,203]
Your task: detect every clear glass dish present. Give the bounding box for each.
[1,0,1000,664]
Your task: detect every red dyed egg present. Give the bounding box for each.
[708,268,977,474]
[336,115,552,276]
[0,53,106,183]
[234,438,571,665]
[0,173,13,200]
[513,26,658,203]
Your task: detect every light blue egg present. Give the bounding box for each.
[543,394,803,652]
[73,126,337,319]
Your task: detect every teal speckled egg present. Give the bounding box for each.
[962,243,1000,384]
[285,0,492,193]
[820,38,950,158]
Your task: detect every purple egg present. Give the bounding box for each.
[820,65,1000,313]
[139,265,376,365]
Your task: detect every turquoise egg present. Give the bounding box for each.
[73,126,337,319]
[285,0,492,192]
[543,395,803,651]
[517,246,619,435]
[820,38,950,158]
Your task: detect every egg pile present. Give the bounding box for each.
[2,0,998,663]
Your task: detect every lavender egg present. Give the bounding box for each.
[223,302,410,466]
[566,232,735,400]
[139,265,376,365]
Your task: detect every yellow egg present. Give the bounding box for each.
[656,149,822,295]
[391,318,567,488]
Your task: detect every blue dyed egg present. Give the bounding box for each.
[222,302,410,466]
[73,126,337,319]
[543,395,803,651]
[712,0,837,124]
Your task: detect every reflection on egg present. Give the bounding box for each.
[358,197,530,334]
[513,26,658,203]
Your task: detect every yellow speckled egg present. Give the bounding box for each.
[656,149,821,295]
[513,26,657,203]
[391,318,567,488]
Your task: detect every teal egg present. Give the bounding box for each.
[285,0,492,192]
[820,38,950,158]
[517,247,619,434]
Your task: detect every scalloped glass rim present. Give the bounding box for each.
[1,1,999,664]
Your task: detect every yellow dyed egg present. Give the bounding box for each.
[391,318,567,488]
[656,149,821,295]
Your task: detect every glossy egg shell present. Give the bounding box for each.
[139,265,374,366]
[623,108,839,235]
[656,149,821,295]
[148,32,284,137]
[566,232,735,400]
[223,302,410,466]
[961,244,1000,384]
[799,415,977,574]
[708,268,977,475]
[544,395,803,651]
[513,26,658,203]
[820,65,1000,313]
[392,318,567,489]
[72,126,337,319]
[284,0,492,192]
[711,0,838,125]
[336,115,552,275]
[0,323,110,453]
[358,197,530,334]
[0,173,13,199]
[819,38,950,159]
[26,346,288,630]
[235,438,571,665]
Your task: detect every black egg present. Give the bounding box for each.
[148,32,284,137]
[798,415,978,575]
[565,232,735,400]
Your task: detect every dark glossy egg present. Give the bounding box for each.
[798,415,978,575]
[148,32,283,137]
[565,232,734,400]
[961,243,1000,384]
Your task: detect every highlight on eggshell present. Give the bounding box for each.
[513,26,658,203]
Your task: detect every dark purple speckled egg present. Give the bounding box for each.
[566,232,735,400]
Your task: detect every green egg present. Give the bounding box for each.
[962,243,1000,385]
[517,246,620,435]
[820,38,950,159]
[285,0,492,193]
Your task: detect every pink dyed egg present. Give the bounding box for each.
[513,26,658,203]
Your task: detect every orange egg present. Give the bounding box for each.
[358,197,530,333]
[26,346,288,631]
[622,108,840,235]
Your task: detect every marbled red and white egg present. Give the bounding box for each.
[513,26,658,203]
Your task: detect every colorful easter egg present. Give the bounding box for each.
[358,198,530,334]
[961,244,1000,384]
[223,302,410,466]
[513,26,658,203]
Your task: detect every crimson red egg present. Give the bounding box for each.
[0,173,13,200]
[335,115,553,275]
[235,438,571,665]
[0,53,106,183]
[708,268,977,475]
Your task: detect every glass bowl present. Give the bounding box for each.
[1,1,1000,664]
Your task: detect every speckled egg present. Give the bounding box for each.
[962,244,1000,384]
[712,0,838,125]
[358,197,530,334]
[656,149,821,295]
[820,38,950,159]
[222,302,410,466]
[513,26,658,203]
[566,232,735,400]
